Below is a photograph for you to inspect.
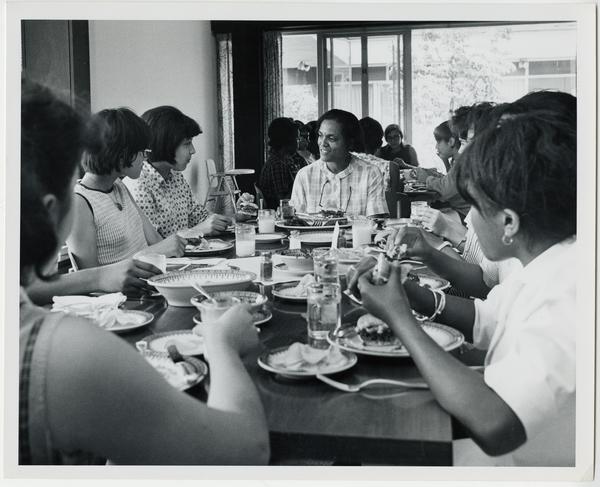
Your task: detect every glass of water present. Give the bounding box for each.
[312,248,339,284]
[235,223,256,257]
[410,201,429,225]
[257,209,276,234]
[307,282,341,349]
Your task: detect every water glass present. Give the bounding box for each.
[235,223,256,257]
[257,209,276,234]
[312,248,339,284]
[411,201,429,225]
[278,199,294,219]
[352,217,374,248]
[306,283,341,349]
[197,296,240,322]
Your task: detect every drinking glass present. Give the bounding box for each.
[257,209,276,234]
[411,201,429,225]
[197,296,240,322]
[235,223,256,257]
[312,248,339,284]
[278,199,294,219]
[306,283,341,349]
[351,217,374,248]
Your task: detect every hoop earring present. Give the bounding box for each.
[501,234,513,246]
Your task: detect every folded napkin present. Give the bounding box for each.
[52,293,127,329]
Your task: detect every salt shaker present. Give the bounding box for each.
[260,252,273,281]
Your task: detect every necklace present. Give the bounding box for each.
[78,178,123,211]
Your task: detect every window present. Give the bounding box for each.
[281,22,576,170]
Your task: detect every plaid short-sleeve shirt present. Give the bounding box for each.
[124,161,209,238]
[290,156,388,217]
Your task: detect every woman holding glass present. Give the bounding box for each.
[353,106,576,466]
[19,81,269,465]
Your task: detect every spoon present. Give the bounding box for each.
[192,282,216,303]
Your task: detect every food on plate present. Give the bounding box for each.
[268,342,347,371]
[185,238,210,250]
[236,192,259,217]
[142,354,203,390]
[356,313,402,347]
[279,274,316,297]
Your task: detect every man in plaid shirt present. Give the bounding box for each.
[290,109,388,217]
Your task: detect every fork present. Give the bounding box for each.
[316,374,429,392]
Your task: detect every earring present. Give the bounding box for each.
[501,234,513,246]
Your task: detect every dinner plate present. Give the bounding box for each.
[141,351,208,391]
[257,344,358,379]
[107,310,154,333]
[254,232,286,243]
[184,239,234,256]
[271,281,308,302]
[140,330,204,356]
[327,322,464,358]
[192,308,272,328]
[276,221,352,231]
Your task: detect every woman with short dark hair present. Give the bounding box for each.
[375,123,419,167]
[125,105,231,238]
[258,117,308,209]
[68,108,185,269]
[19,81,269,465]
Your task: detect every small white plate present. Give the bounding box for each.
[107,310,154,333]
[254,232,286,243]
[297,232,335,245]
[272,281,307,302]
[258,345,357,379]
[184,239,234,256]
[273,263,312,276]
[276,222,352,231]
[141,330,204,356]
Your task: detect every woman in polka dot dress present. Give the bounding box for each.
[124,106,231,238]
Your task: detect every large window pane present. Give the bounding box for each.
[367,35,402,129]
[411,22,576,171]
[326,36,362,116]
[282,34,319,123]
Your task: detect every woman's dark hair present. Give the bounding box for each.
[359,117,384,155]
[21,80,88,284]
[465,102,497,136]
[511,90,576,127]
[305,120,320,159]
[317,109,364,153]
[433,121,460,148]
[384,123,403,141]
[449,105,471,141]
[142,106,201,164]
[267,117,299,152]
[456,110,576,246]
[82,108,150,175]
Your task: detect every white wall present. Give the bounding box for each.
[88,20,217,201]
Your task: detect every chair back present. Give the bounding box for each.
[205,159,219,188]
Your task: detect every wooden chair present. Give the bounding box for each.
[204,159,256,210]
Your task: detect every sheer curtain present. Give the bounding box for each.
[215,32,235,215]
[263,30,284,160]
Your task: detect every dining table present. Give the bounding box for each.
[117,234,476,466]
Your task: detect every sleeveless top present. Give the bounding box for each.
[19,288,104,464]
[74,179,148,265]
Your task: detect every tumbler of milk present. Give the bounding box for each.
[257,209,276,234]
[235,223,256,257]
[352,217,373,248]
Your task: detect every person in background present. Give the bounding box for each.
[290,109,387,217]
[295,121,316,164]
[258,117,308,210]
[68,108,185,270]
[125,106,231,238]
[305,120,321,162]
[358,117,384,155]
[356,107,576,466]
[376,124,419,167]
[19,80,269,465]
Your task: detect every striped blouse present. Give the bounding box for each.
[74,179,148,265]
